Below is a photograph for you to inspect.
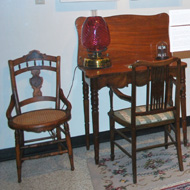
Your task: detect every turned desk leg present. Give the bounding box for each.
[91,78,99,164]
[82,73,90,150]
[180,68,187,146]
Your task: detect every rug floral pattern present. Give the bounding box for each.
[88,140,190,190]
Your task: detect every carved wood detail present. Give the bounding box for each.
[29,70,43,97]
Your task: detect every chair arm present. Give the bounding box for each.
[59,88,72,112]
[6,94,16,120]
[112,88,132,102]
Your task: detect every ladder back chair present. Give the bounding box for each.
[108,57,183,184]
[6,50,74,183]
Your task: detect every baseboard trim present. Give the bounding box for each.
[1,116,189,162]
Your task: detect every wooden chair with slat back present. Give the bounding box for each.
[6,50,74,183]
[108,57,184,184]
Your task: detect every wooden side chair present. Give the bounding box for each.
[108,57,184,184]
[6,50,74,183]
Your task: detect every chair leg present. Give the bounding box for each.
[175,122,184,171]
[20,130,24,162]
[131,129,137,184]
[110,116,115,161]
[56,127,62,152]
[64,122,74,171]
[164,125,169,149]
[15,130,22,183]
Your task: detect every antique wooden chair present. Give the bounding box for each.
[6,50,74,182]
[108,57,183,184]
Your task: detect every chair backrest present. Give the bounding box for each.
[75,13,171,67]
[131,57,181,117]
[8,50,61,115]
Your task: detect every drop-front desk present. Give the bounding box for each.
[75,13,187,164]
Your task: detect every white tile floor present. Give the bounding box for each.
[0,143,99,190]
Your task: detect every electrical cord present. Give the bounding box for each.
[66,65,78,99]
[62,65,78,109]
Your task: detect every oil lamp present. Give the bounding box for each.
[81,10,111,69]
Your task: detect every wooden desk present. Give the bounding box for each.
[75,13,187,164]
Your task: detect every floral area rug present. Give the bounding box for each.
[160,181,190,190]
[87,132,190,190]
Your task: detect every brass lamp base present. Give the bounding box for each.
[83,57,111,69]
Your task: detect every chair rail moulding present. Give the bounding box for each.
[60,0,117,2]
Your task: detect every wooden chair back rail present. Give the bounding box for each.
[10,51,60,75]
[13,52,58,65]
[14,66,57,76]
[19,96,56,107]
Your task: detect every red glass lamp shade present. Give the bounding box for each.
[81,16,110,52]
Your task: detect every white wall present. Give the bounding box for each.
[1,0,190,149]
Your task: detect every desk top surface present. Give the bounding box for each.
[78,61,186,78]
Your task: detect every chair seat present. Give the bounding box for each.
[10,109,69,132]
[114,105,174,126]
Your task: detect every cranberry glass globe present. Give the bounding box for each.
[81,16,110,52]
